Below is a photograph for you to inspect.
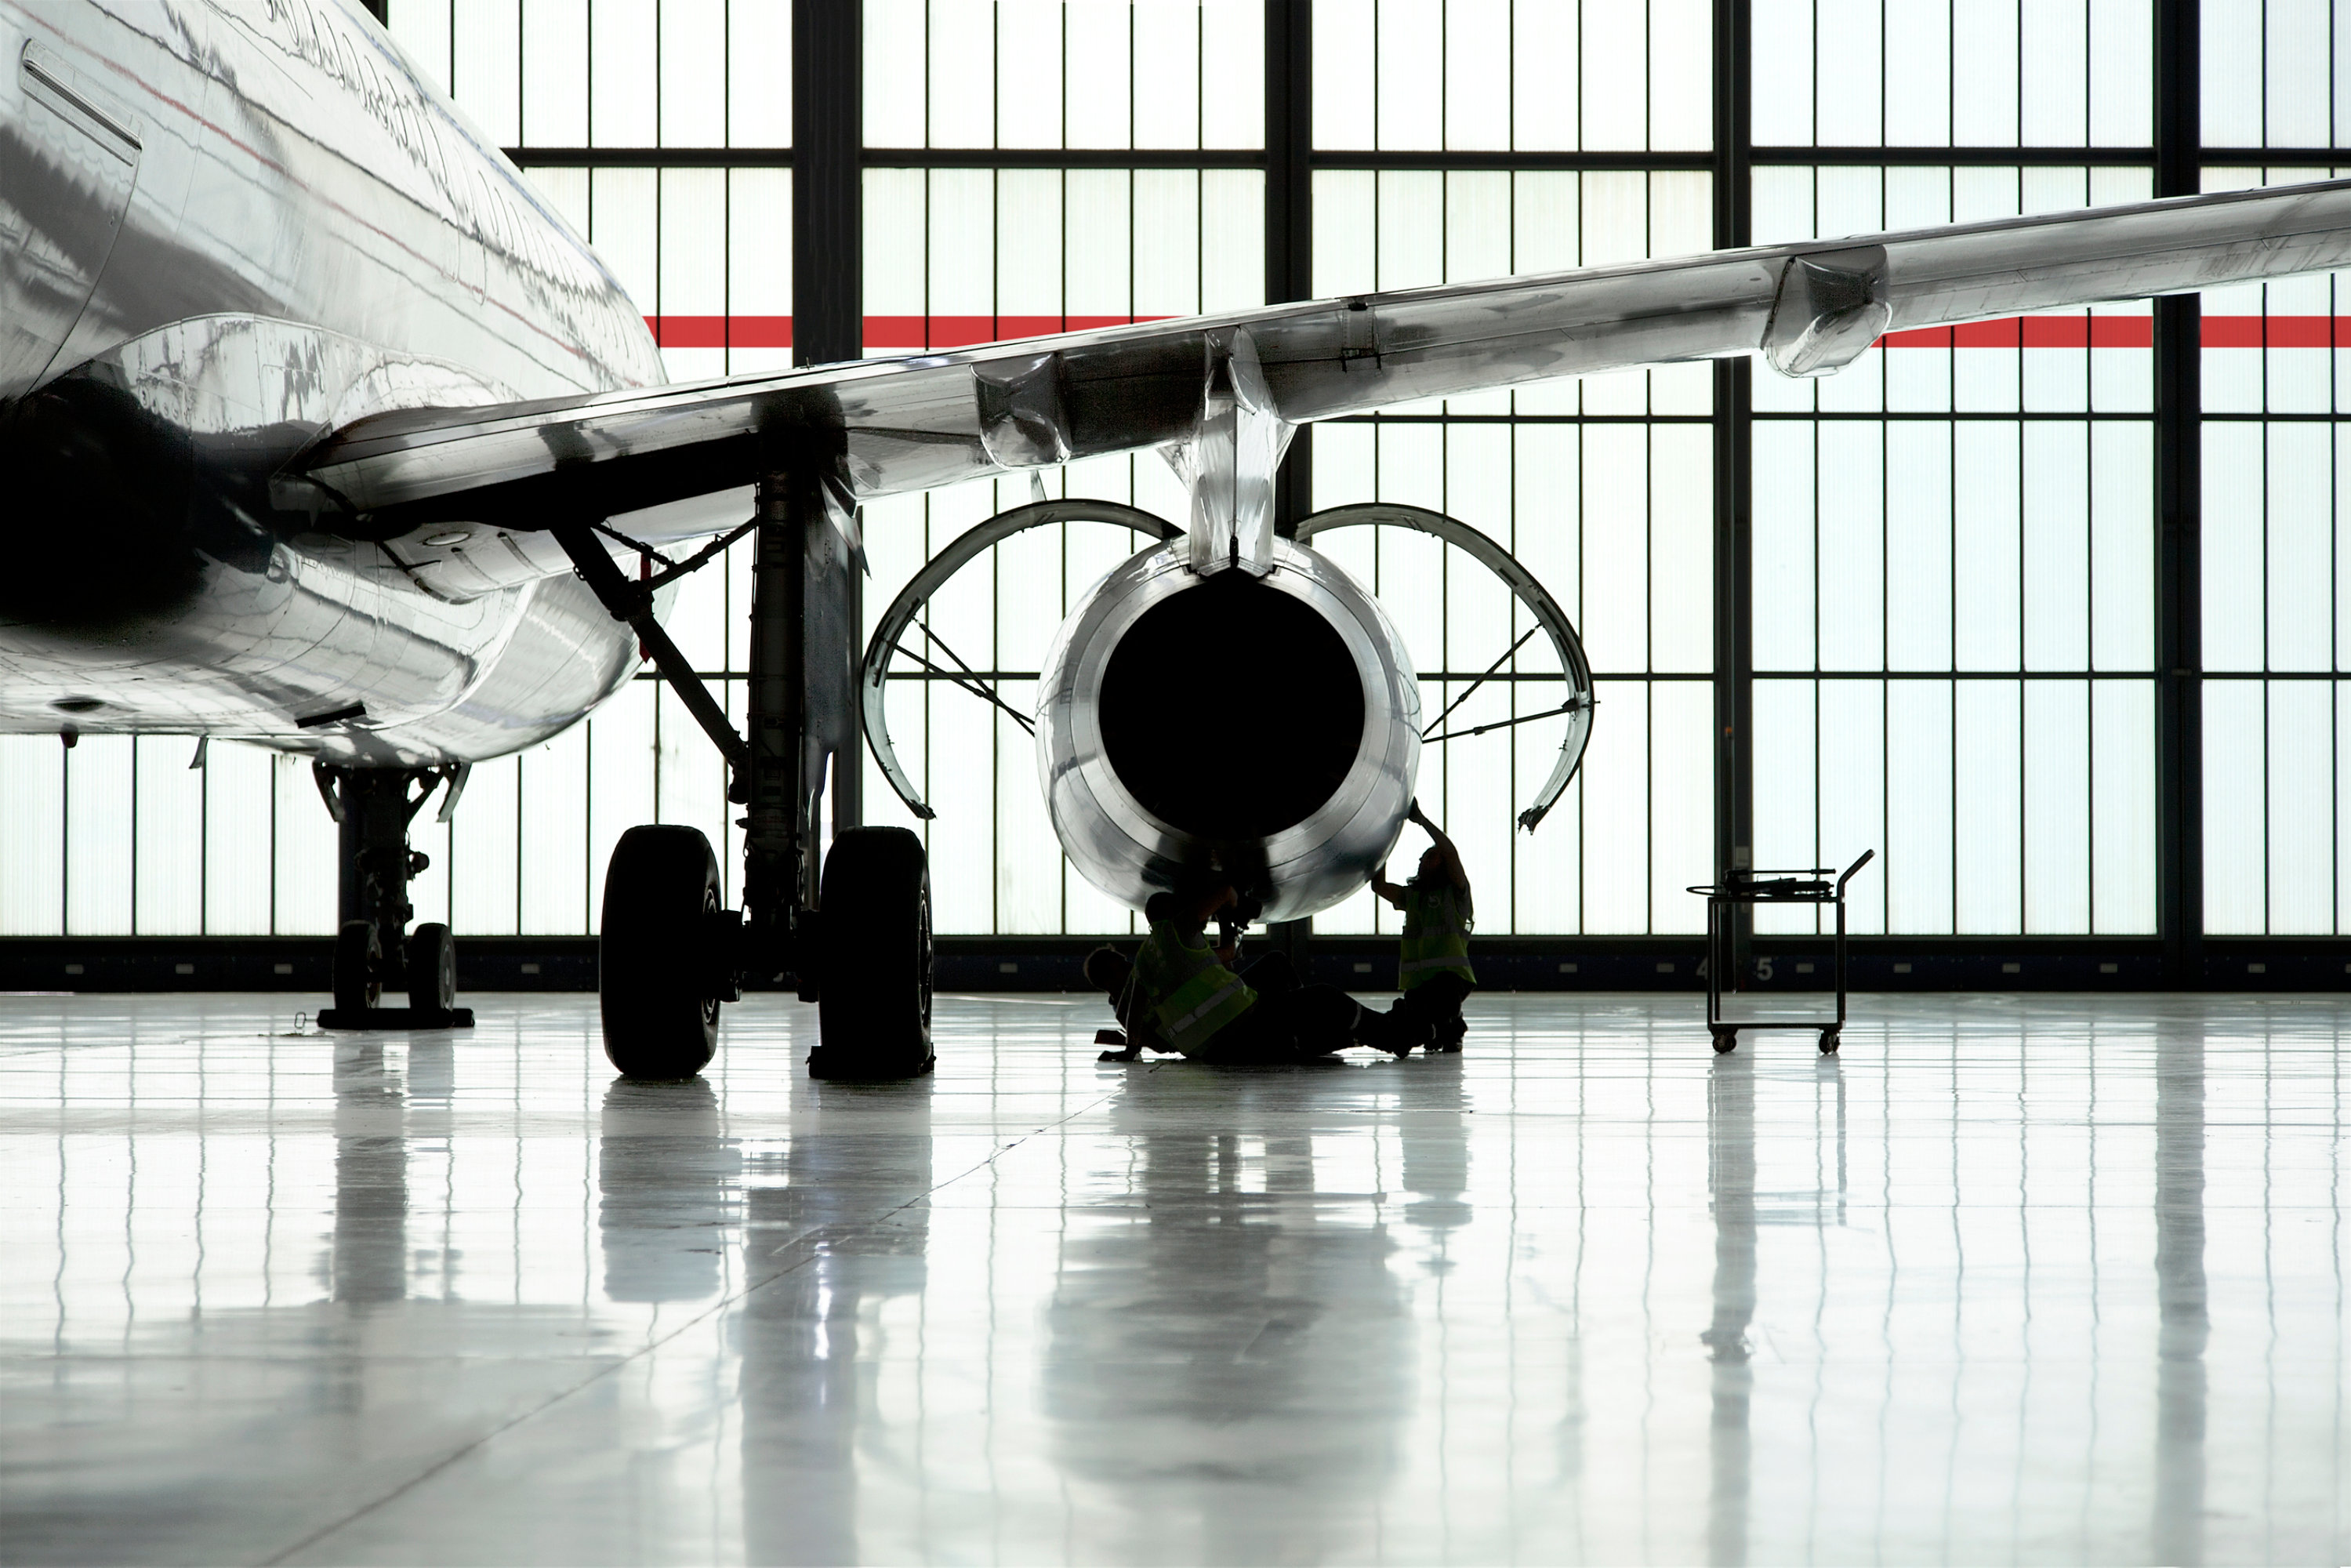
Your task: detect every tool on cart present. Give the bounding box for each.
[1689,850,1876,1055]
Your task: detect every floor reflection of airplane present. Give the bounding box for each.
[10,0,2351,1080]
[1043,1066,1466,1560]
[598,1080,738,1305]
[738,1075,932,1567]
[332,1040,409,1305]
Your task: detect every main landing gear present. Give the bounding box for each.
[811,826,934,1078]
[598,826,732,1080]
[315,762,473,1030]
[589,821,934,1081]
[558,455,934,1083]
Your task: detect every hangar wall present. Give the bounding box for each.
[0,0,2341,953]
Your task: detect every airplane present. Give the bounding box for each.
[8,0,2349,1081]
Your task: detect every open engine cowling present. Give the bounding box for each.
[1035,537,1420,923]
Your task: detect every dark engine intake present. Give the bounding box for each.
[1035,538,1420,923]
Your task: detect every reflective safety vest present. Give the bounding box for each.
[1399,881,1475,990]
[1133,920,1257,1053]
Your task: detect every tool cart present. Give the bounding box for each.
[1689,849,1875,1054]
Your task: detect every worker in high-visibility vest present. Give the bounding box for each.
[1082,946,1163,1059]
[1371,800,1476,1053]
[1108,884,1392,1062]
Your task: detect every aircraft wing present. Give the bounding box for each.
[292,176,2351,540]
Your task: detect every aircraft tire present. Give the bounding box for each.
[334,920,382,1011]
[600,825,722,1080]
[409,922,457,1011]
[811,826,934,1080]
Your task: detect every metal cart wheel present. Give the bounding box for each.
[1711,1029,1738,1054]
[1818,1029,1841,1054]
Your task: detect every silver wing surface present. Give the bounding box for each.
[297,177,2351,539]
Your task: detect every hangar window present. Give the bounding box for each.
[1306,163,1717,938]
[2198,166,2350,937]
[1,1,2339,947]
[1746,163,2162,936]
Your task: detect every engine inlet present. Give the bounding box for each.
[1097,572,1366,840]
[1034,537,1420,924]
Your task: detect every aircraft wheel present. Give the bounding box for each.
[600,826,723,1080]
[811,826,934,1080]
[334,920,381,1011]
[409,922,457,1011]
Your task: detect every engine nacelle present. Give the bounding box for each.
[1036,539,1420,923]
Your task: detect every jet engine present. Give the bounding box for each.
[1035,535,1420,922]
[860,498,1593,927]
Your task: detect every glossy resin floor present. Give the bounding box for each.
[1,991,2344,1566]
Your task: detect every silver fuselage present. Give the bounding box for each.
[0,0,662,764]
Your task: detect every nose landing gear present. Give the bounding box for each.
[315,763,473,1030]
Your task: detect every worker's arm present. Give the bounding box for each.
[1370,869,1408,909]
[1185,884,1238,925]
[1406,800,1472,897]
[1177,884,1242,962]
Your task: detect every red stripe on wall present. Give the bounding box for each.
[1879,317,2157,348]
[648,314,2351,354]
[862,314,1170,346]
[646,315,792,347]
[646,314,1173,350]
[2199,314,2349,347]
[1878,315,2351,350]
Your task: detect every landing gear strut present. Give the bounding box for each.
[557,450,933,1082]
[314,762,473,1029]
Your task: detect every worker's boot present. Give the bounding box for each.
[1429,1016,1467,1054]
[1363,1000,1428,1057]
